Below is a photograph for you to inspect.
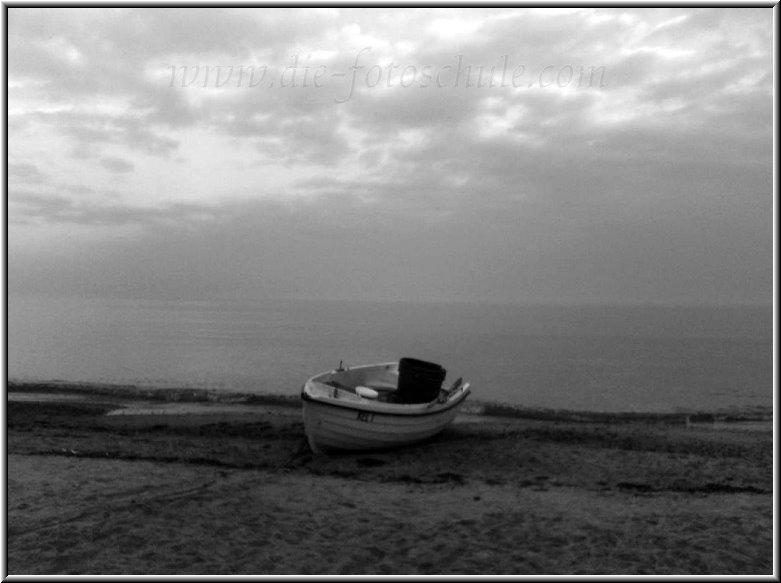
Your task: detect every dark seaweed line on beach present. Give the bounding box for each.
[614,481,769,495]
[25,448,286,472]
[18,450,772,496]
[7,380,772,424]
[21,449,466,485]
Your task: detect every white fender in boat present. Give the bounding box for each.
[355,386,379,399]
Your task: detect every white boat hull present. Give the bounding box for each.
[301,361,470,453]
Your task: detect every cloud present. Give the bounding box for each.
[11,188,233,228]
[10,185,770,304]
[100,156,135,173]
[8,162,47,184]
[22,109,180,160]
[7,7,773,305]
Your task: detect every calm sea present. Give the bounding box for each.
[7,295,773,415]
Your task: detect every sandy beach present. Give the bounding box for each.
[6,386,774,575]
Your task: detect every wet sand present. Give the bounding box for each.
[6,391,774,575]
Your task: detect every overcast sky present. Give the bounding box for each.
[7,7,773,305]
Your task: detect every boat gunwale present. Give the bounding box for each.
[301,383,470,418]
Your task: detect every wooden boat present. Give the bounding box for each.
[301,358,471,453]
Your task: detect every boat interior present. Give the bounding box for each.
[318,363,401,402]
[313,360,466,405]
